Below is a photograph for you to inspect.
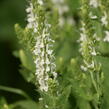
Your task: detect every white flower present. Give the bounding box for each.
[80,27,85,32]
[67,17,75,25]
[103,31,109,42]
[47,50,53,55]
[89,12,98,19]
[91,48,97,56]
[52,0,64,4]
[45,105,49,108]
[52,72,57,79]
[101,12,108,26]
[58,5,69,15]
[26,3,38,32]
[93,33,101,41]
[45,58,50,65]
[78,22,87,42]
[81,65,87,71]
[88,61,95,69]
[90,15,97,19]
[34,28,38,33]
[40,42,44,48]
[26,3,33,13]
[41,59,45,65]
[38,0,43,5]
[51,0,70,26]
[79,33,87,42]
[26,8,31,13]
[27,23,32,28]
[27,17,35,22]
[59,17,65,27]
[89,0,99,8]
[39,97,43,101]
[46,66,50,72]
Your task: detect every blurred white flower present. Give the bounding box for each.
[101,12,108,26]
[89,12,98,19]
[104,31,109,42]
[51,0,74,27]
[38,0,43,5]
[45,105,49,108]
[89,0,99,8]
[91,48,97,56]
[81,65,87,71]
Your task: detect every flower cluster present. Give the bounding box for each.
[79,0,103,108]
[26,0,57,92]
[33,21,57,92]
[26,2,38,32]
[99,1,109,42]
[79,21,98,72]
[51,0,74,26]
[89,0,99,8]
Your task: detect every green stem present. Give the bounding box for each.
[89,71,98,92]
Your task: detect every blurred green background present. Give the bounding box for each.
[0,0,38,103]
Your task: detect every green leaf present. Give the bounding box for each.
[0,85,30,99]
[19,50,35,71]
[11,100,40,109]
[19,66,36,84]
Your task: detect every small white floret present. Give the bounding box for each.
[89,0,99,8]
[104,31,109,42]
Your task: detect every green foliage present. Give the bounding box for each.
[1,0,109,109]
[15,24,36,51]
[13,49,36,84]
[10,100,40,109]
[0,97,9,109]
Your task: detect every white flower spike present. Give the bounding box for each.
[26,1,57,92]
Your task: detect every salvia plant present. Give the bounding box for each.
[1,0,109,109]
